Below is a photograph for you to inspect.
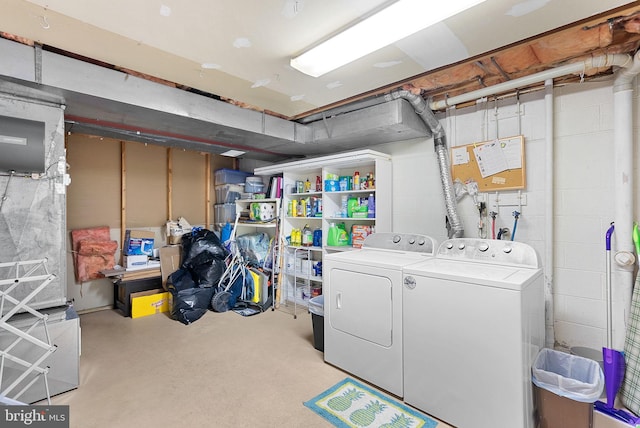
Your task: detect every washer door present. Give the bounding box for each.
[329,268,392,347]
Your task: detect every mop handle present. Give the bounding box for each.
[606,222,614,348]
[606,223,614,251]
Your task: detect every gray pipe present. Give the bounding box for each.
[385,90,464,238]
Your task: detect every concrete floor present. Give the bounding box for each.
[39,308,451,428]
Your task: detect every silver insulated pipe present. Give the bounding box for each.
[385,89,464,238]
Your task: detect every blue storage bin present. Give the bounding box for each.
[215,168,251,184]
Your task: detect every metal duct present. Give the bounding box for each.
[0,38,430,163]
[385,89,464,238]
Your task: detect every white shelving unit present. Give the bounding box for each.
[255,150,392,317]
[232,198,281,310]
[234,198,281,232]
[280,246,323,318]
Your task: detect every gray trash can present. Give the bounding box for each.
[532,348,604,428]
[308,295,324,352]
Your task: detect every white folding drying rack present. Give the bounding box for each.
[0,259,57,404]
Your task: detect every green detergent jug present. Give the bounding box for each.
[327,223,349,246]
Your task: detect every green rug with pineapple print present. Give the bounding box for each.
[304,378,438,428]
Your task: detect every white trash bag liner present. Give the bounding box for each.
[532,348,604,403]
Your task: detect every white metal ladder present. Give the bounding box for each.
[0,259,57,404]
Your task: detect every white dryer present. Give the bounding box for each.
[402,238,544,428]
[323,233,437,397]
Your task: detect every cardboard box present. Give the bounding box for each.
[131,290,170,318]
[115,276,162,317]
[534,385,593,428]
[123,229,155,256]
[124,254,148,269]
[594,408,637,428]
[352,225,372,249]
[159,245,181,290]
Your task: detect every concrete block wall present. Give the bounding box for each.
[442,78,633,351]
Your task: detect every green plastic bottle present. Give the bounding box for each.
[337,223,349,246]
[327,223,340,246]
[347,196,358,218]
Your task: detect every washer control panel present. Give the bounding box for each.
[363,233,437,254]
[438,238,540,268]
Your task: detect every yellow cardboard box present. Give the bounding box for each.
[131,290,170,318]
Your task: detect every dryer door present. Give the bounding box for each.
[329,268,392,346]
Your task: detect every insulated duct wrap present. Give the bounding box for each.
[385,90,464,238]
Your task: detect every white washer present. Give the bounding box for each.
[324,232,437,397]
[402,238,544,428]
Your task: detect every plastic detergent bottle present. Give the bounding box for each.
[368,193,375,218]
[327,223,340,246]
[341,195,348,217]
[337,223,349,246]
[291,228,301,246]
[302,224,313,247]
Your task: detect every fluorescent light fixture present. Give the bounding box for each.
[220,149,245,157]
[290,0,486,77]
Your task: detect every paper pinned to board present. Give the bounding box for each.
[500,138,523,169]
[473,140,509,178]
[452,147,470,165]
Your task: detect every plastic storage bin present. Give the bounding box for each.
[215,184,244,203]
[214,203,236,224]
[215,168,251,184]
[245,177,265,193]
[308,295,324,352]
[532,348,604,428]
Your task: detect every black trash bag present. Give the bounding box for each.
[183,251,226,287]
[166,267,213,325]
[167,267,197,292]
[181,229,228,267]
[169,286,215,325]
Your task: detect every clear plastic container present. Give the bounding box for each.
[215,184,243,203]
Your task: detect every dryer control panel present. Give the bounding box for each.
[437,238,540,268]
[362,233,437,254]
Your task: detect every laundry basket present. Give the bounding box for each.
[532,348,604,428]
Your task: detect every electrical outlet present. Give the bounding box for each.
[57,157,66,175]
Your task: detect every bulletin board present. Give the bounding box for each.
[450,135,526,191]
